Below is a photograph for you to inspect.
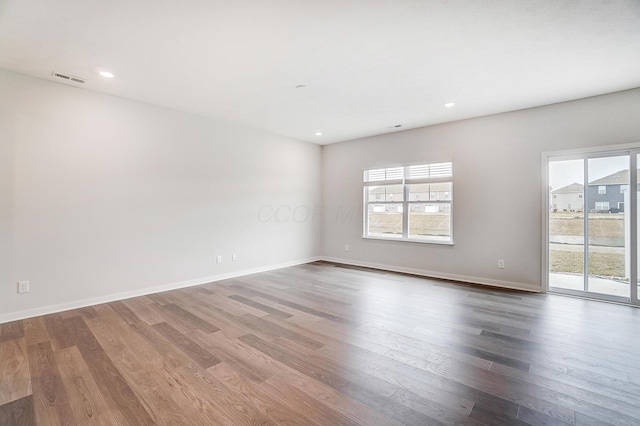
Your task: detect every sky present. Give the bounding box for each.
[549,155,630,190]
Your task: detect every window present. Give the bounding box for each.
[621,185,629,193]
[598,185,606,194]
[363,162,453,244]
[595,201,610,211]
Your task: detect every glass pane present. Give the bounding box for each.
[409,184,429,201]
[367,185,404,202]
[429,182,452,201]
[549,159,585,291]
[408,203,451,241]
[587,155,629,298]
[409,183,452,202]
[367,204,403,238]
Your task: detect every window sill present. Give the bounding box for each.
[362,235,454,246]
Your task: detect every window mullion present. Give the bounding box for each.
[630,152,638,304]
[584,159,589,293]
[403,177,409,238]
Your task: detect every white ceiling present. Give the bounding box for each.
[1,0,639,145]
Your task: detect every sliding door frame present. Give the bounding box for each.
[543,143,640,306]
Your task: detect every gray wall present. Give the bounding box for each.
[321,88,640,291]
[3,66,639,321]
[0,69,322,322]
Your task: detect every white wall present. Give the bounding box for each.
[0,69,322,322]
[321,88,640,291]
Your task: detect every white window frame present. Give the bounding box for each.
[598,185,606,194]
[363,162,453,245]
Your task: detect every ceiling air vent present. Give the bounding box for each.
[52,71,86,84]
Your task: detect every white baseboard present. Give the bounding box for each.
[0,256,321,324]
[319,256,542,293]
[0,255,541,324]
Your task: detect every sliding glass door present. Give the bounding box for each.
[548,148,640,306]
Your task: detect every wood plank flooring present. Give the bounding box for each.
[1,261,640,425]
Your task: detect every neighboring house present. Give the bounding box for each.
[587,169,634,212]
[368,183,451,212]
[368,185,404,212]
[552,170,638,213]
[368,185,404,202]
[551,183,584,211]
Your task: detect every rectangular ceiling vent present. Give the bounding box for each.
[52,71,86,84]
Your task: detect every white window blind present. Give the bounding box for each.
[364,167,404,182]
[408,162,453,180]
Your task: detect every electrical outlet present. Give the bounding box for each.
[498,259,505,269]
[345,244,350,252]
[232,253,237,261]
[18,280,30,294]
[216,255,223,264]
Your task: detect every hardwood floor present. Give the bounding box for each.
[1,261,640,425]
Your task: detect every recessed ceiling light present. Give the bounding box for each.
[315,131,322,136]
[296,84,307,89]
[444,101,456,108]
[99,71,114,78]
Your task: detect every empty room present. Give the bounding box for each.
[1,1,640,425]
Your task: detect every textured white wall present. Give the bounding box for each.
[321,88,640,291]
[0,69,322,322]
